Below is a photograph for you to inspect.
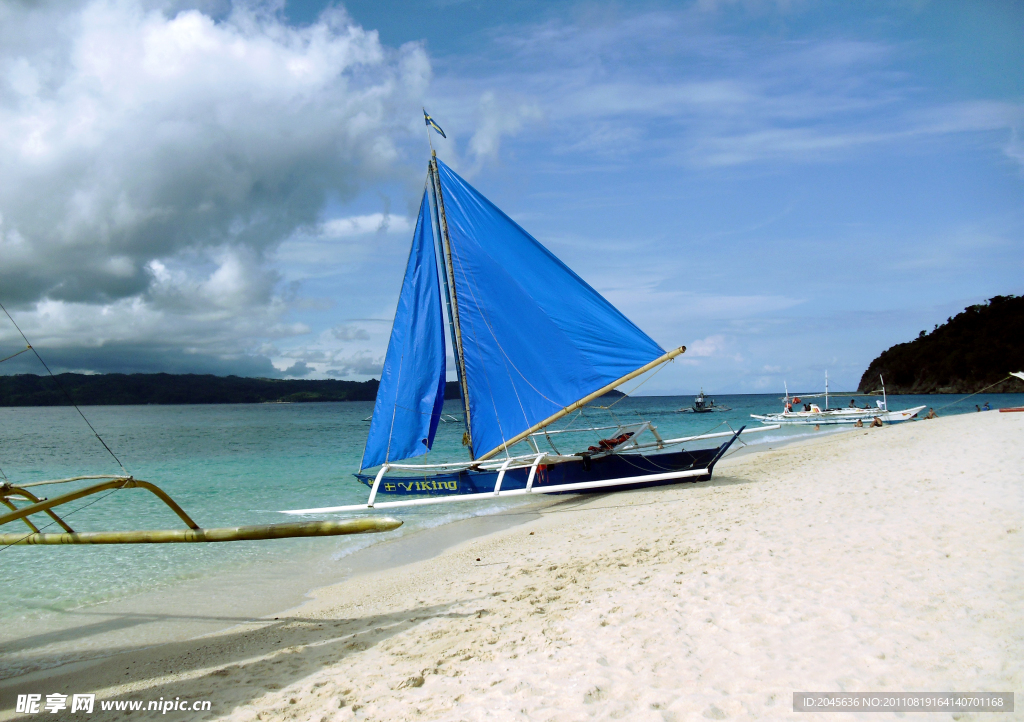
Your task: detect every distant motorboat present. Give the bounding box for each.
[678,389,731,414]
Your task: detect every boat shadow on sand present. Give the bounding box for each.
[2,601,475,721]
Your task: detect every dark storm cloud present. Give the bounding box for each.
[0,0,430,373]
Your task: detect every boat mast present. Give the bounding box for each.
[428,151,474,458]
[825,370,829,410]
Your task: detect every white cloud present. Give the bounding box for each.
[0,0,430,371]
[436,13,1024,170]
[331,324,371,341]
[687,334,727,357]
[468,91,542,169]
[319,213,413,238]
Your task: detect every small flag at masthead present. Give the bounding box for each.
[423,109,446,138]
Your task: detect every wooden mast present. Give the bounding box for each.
[429,152,474,459]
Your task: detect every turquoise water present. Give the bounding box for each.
[2,392,1021,622]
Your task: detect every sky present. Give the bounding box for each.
[0,0,1021,394]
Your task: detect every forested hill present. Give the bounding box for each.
[858,295,1024,394]
[0,373,462,406]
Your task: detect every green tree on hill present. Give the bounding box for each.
[858,295,1024,394]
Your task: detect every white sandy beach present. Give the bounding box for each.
[3,410,1021,721]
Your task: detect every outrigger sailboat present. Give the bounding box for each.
[283,152,776,517]
[750,373,926,426]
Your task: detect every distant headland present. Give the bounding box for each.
[0,373,459,407]
[0,373,627,407]
[858,295,1024,394]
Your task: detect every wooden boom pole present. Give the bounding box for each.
[475,345,686,462]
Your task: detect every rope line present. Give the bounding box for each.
[0,302,128,476]
[931,376,1013,413]
[0,347,30,364]
[595,358,672,410]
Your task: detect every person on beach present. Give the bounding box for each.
[926,408,937,419]
[854,418,864,427]
[983,401,991,411]
[976,405,982,412]
[850,399,857,407]
[871,417,883,427]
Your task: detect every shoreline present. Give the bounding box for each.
[0,424,822,682]
[0,495,558,683]
[3,411,1020,720]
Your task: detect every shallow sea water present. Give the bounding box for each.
[1,391,1020,624]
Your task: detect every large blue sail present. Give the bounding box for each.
[435,159,665,458]
[360,189,447,470]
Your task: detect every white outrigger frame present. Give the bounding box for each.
[282,424,779,515]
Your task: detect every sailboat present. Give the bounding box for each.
[750,373,926,426]
[283,153,776,517]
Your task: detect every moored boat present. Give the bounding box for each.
[282,129,778,516]
[678,389,730,413]
[751,374,925,426]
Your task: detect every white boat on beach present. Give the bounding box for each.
[751,374,926,426]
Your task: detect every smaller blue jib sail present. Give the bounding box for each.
[360,189,447,470]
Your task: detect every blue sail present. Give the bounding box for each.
[360,189,447,470]
[435,159,665,458]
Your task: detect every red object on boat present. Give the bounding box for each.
[999,407,1024,412]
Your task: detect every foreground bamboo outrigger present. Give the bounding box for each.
[0,474,401,545]
[0,302,403,546]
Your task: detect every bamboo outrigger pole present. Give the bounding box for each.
[0,518,401,545]
[475,345,686,462]
[0,476,401,545]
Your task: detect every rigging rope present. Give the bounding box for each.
[594,357,673,410]
[0,301,129,476]
[0,346,30,364]
[930,376,1013,414]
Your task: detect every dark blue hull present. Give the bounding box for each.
[355,432,739,498]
